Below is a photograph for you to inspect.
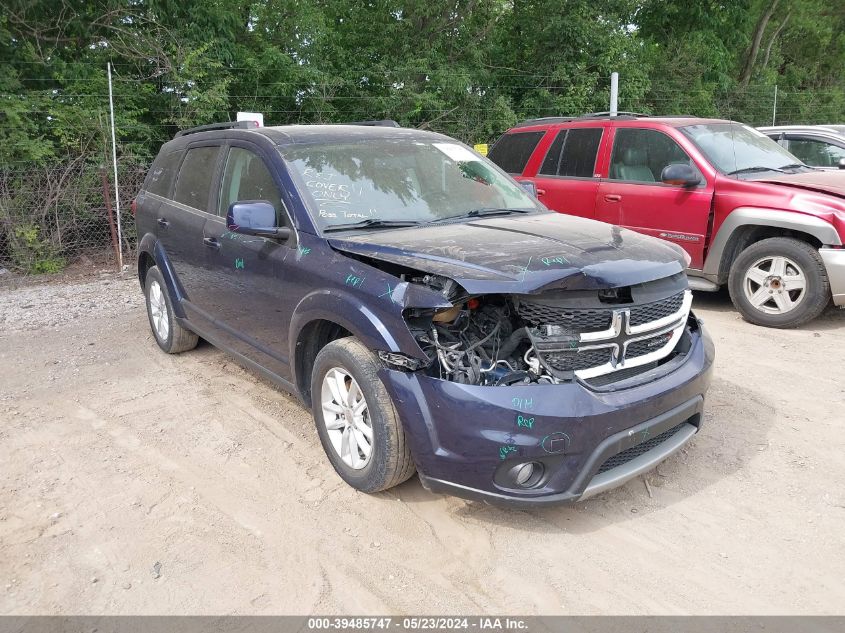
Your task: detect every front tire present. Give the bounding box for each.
[728,237,830,328]
[311,337,415,493]
[144,266,199,353]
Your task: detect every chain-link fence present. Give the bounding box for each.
[0,79,841,281]
[0,160,147,277]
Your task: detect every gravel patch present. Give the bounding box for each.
[0,273,142,333]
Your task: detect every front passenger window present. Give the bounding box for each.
[609,128,697,184]
[786,138,845,167]
[218,147,286,226]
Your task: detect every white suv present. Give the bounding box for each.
[758,125,845,170]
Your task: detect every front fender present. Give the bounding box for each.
[137,233,188,319]
[703,207,842,276]
[288,287,433,399]
[289,288,413,357]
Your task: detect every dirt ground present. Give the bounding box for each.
[1,271,844,615]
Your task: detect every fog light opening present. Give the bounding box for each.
[512,461,544,488]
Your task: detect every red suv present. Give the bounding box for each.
[489,113,845,328]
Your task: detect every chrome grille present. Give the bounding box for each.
[525,289,693,384]
[544,349,611,372]
[584,362,658,388]
[626,333,674,359]
[629,292,685,327]
[518,291,686,332]
[516,303,612,332]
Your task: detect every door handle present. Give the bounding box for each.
[157,217,169,228]
[203,237,221,250]
[536,188,546,196]
[604,194,622,202]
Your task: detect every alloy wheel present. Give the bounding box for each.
[320,367,374,470]
[742,255,806,315]
[148,280,170,341]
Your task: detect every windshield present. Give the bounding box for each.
[681,122,806,176]
[280,138,543,231]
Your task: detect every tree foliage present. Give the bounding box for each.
[1,0,844,165]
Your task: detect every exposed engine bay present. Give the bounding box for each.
[416,296,545,386]
[399,273,693,387]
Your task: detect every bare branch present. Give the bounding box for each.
[762,11,790,70]
[739,0,781,88]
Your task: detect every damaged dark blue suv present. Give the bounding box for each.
[134,120,714,506]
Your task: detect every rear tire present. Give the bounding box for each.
[728,237,830,328]
[144,266,199,353]
[311,337,415,493]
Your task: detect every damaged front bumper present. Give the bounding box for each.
[378,314,715,507]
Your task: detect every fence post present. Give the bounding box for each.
[610,72,619,116]
[54,198,62,249]
[107,62,124,270]
[772,85,778,126]
[100,166,121,270]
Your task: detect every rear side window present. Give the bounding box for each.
[539,128,603,177]
[145,150,183,197]
[488,131,544,174]
[173,146,220,211]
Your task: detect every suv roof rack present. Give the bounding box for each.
[513,111,704,128]
[514,112,644,128]
[175,120,259,138]
[341,119,401,128]
[513,116,578,127]
[582,111,651,118]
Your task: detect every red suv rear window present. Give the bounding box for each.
[488,131,544,174]
[539,128,603,178]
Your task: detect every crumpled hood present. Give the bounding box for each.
[328,212,687,294]
[759,171,845,199]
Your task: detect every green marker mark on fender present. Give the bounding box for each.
[298,245,311,256]
[379,284,399,303]
[345,274,365,288]
[234,257,244,270]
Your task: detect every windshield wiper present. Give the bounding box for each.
[727,166,786,176]
[323,218,421,233]
[427,208,533,224]
[778,163,809,171]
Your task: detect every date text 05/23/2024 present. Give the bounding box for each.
[307,617,529,631]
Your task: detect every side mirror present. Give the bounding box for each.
[227,200,290,239]
[838,158,845,170]
[661,164,701,187]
